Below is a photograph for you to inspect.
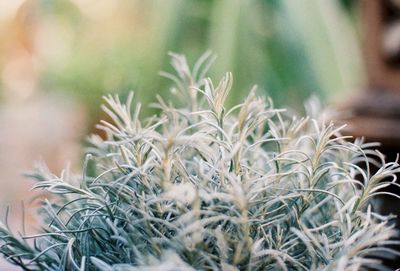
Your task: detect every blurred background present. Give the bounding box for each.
[0,0,363,220]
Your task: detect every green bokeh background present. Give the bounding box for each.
[7,0,364,122]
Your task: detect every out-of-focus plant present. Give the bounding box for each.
[0,54,398,270]
[26,0,362,119]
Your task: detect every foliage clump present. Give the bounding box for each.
[1,53,399,270]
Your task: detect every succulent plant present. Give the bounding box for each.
[0,53,399,271]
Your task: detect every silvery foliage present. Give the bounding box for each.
[1,52,400,270]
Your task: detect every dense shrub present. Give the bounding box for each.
[1,53,399,270]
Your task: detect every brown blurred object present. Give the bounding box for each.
[365,0,400,89]
[338,0,400,269]
[340,0,400,148]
